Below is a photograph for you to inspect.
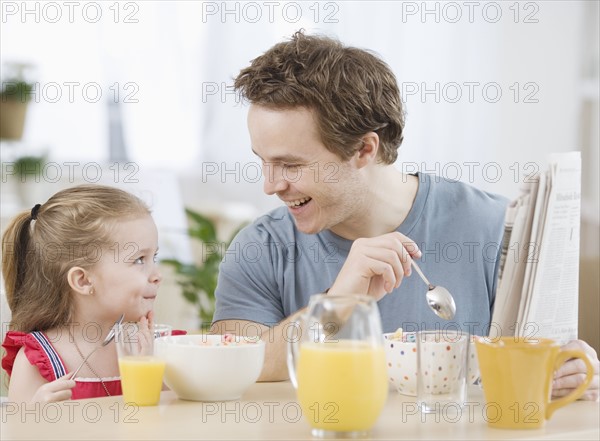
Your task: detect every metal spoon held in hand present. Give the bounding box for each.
[410,261,457,320]
[69,313,125,380]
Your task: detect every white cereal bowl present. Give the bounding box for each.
[155,334,265,401]
[383,333,479,396]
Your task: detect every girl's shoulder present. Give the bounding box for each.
[2,330,67,381]
[2,331,36,377]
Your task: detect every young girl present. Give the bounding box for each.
[2,184,161,402]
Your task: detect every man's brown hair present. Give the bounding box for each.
[234,31,405,164]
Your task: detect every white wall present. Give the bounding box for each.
[1,2,592,196]
[1,1,597,330]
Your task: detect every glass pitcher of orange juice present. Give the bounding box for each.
[287,294,388,438]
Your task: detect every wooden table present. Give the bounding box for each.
[1,382,598,440]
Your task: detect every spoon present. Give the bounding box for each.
[410,261,456,320]
[69,313,125,380]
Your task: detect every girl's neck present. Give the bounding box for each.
[45,317,121,379]
[57,314,116,346]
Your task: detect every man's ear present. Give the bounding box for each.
[67,267,94,296]
[353,132,380,168]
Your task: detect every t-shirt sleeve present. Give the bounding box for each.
[1,331,57,382]
[213,223,285,326]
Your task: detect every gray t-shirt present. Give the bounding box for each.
[213,173,509,336]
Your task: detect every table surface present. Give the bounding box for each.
[1,382,598,440]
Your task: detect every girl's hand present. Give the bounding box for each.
[30,374,76,403]
[136,311,154,355]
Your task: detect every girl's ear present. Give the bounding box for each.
[67,267,93,296]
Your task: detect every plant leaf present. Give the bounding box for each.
[164,207,245,319]
[185,208,217,242]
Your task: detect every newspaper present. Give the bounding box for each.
[492,152,581,343]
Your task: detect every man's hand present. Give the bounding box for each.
[553,340,599,401]
[328,232,421,300]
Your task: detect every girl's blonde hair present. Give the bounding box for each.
[2,184,150,332]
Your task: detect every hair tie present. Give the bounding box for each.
[30,204,41,220]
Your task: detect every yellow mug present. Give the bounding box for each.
[475,337,594,429]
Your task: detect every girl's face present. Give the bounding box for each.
[87,215,162,323]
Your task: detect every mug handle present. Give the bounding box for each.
[546,349,594,419]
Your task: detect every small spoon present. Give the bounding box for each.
[69,313,125,380]
[410,261,456,320]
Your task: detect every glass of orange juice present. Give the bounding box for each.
[288,294,388,438]
[116,322,169,406]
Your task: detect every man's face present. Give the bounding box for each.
[248,105,368,235]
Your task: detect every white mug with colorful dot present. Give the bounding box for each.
[383,332,479,396]
[416,330,469,413]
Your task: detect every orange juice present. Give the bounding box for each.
[297,341,388,432]
[118,356,166,406]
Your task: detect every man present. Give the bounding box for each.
[212,31,599,399]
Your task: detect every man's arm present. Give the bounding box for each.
[212,232,421,381]
[211,311,305,382]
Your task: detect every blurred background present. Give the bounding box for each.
[1,1,598,350]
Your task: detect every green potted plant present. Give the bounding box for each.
[1,62,35,140]
[13,155,45,181]
[9,154,47,206]
[162,208,246,330]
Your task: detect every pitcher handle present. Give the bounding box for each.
[286,316,305,389]
[546,349,594,419]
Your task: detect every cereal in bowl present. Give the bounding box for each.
[196,334,261,346]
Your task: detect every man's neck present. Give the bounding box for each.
[329,168,419,240]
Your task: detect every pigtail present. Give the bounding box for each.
[1,211,34,317]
